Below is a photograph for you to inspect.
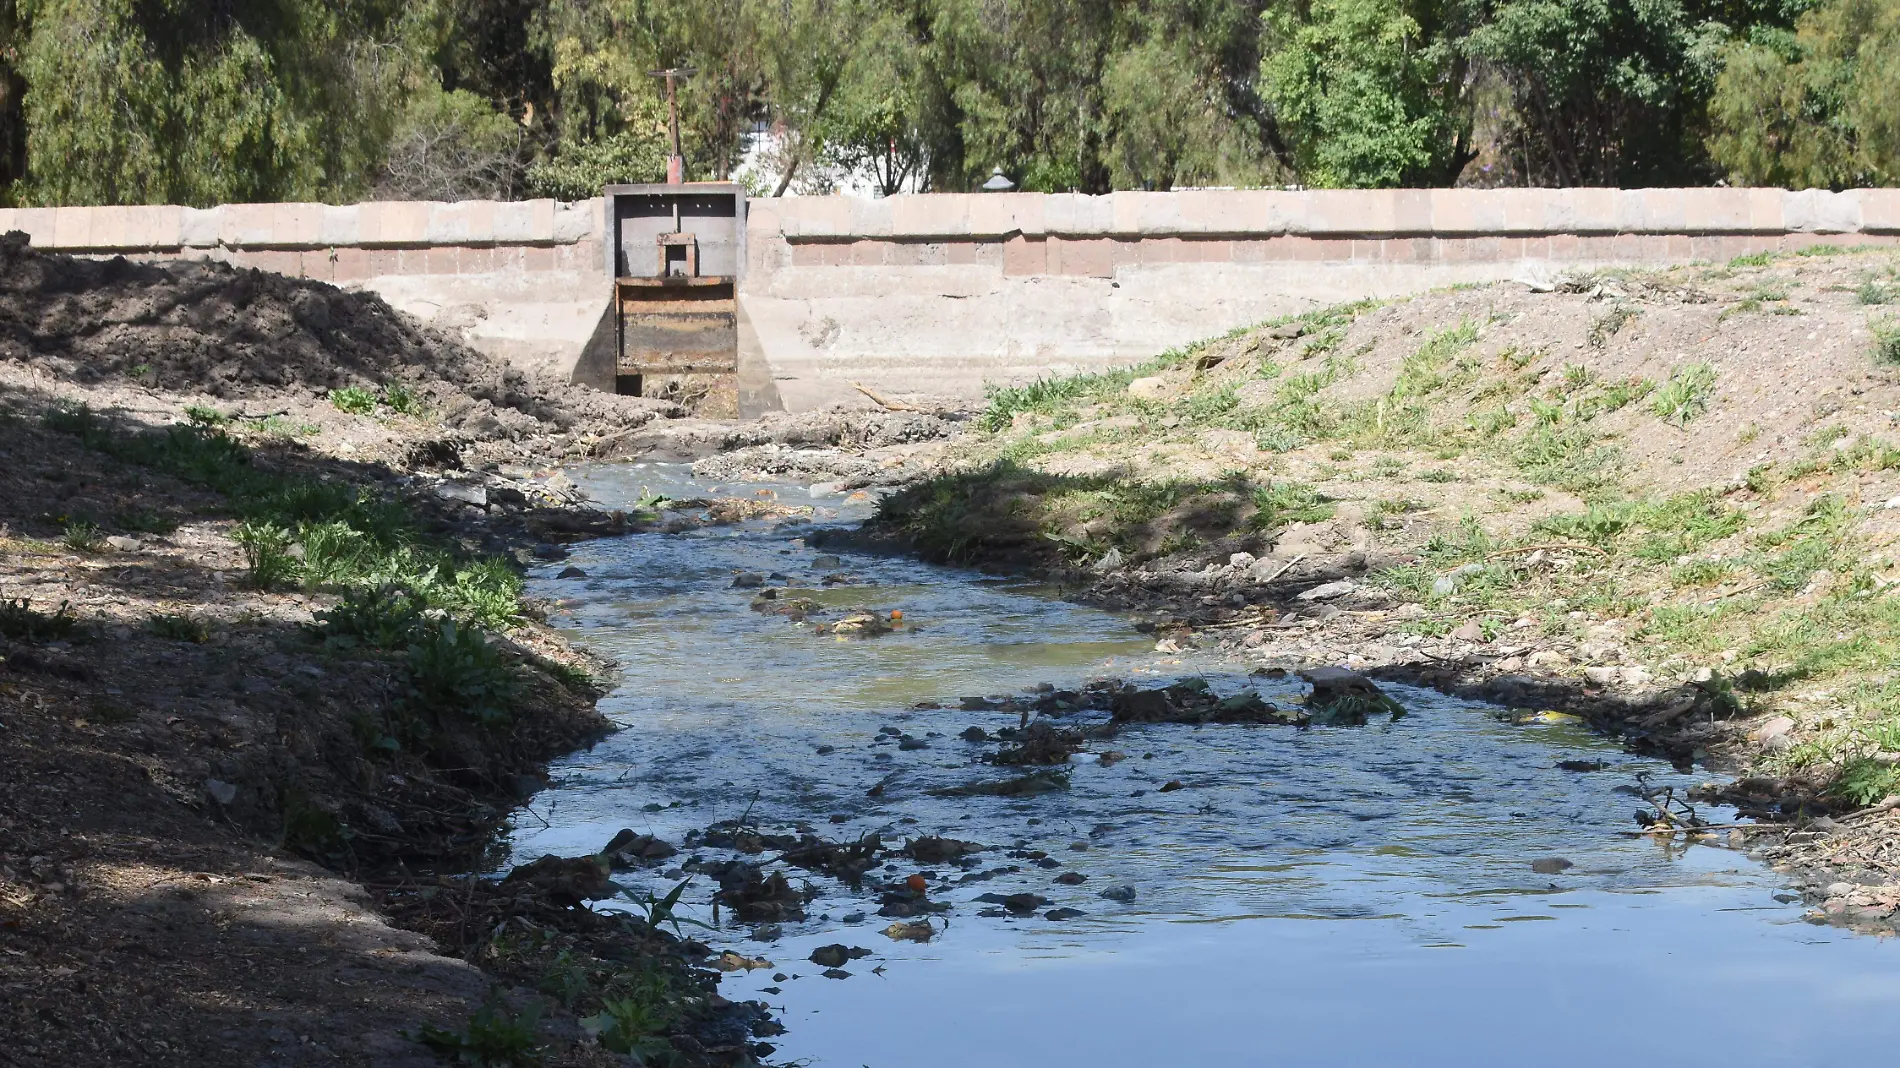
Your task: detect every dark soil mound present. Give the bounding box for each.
[0,230,668,438]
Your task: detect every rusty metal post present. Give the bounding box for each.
[649,67,697,187]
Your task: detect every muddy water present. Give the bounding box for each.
[512,464,1900,1066]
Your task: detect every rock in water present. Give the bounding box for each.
[500,854,616,907]
[808,944,857,967]
[1298,666,1405,724]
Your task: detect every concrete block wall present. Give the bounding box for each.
[745,188,1900,409]
[5,188,1898,411]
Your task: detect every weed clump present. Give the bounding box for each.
[147,613,211,642]
[1651,363,1718,425]
[0,599,80,642]
[328,386,377,414]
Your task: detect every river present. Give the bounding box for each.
[507,463,1900,1066]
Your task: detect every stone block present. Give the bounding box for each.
[1043,193,1114,235]
[1303,189,1398,235]
[220,202,275,247]
[1050,236,1115,276]
[1683,189,1751,233]
[1541,188,1614,234]
[122,205,180,250]
[552,199,597,244]
[332,246,372,283]
[1626,188,1688,233]
[888,241,948,267]
[179,207,220,247]
[1498,190,1552,233]
[83,206,130,250]
[1860,189,1900,233]
[780,196,855,239]
[847,197,896,238]
[1427,189,1482,235]
[427,201,493,246]
[317,204,360,247]
[457,245,496,275]
[1784,188,1858,233]
[495,199,557,243]
[1230,237,1270,263]
[52,206,94,249]
[372,201,431,245]
[947,239,979,266]
[249,250,300,276]
[1391,189,1433,235]
[1002,234,1047,275]
[1,207,55,246]
[891,193,968,238]
[1189,239,1230,262]
[848,241,890,267]
[270,202,324,248]
[971,193,1045,238]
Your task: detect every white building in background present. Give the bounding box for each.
[731,120,928,198]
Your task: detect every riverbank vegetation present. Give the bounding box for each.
[878,246,1900,808]
[2,0,1898,205]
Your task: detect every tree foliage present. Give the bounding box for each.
[1708,0,1900,187]
[1261,0,1473,188]
[0,0,1894,205]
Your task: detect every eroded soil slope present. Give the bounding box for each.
[0,236,778,1066]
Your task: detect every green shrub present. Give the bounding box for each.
[184,404,229,426]
[404,618,518,729]
[60,519,105,552]
[1832,757,1900,808]
[381,382,426,416]
[233,520,297,590]
[419,1001,543,1068]
[329,386,377,415]
[1874,321,1900,366]
[308,585,425,648]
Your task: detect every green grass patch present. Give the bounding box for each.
[1651,363,1717,425]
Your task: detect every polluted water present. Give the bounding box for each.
[508,464,1900,1067]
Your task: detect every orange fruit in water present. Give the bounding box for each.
[906,873,928,893]
[890,610,904,620]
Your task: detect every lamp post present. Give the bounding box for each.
[980,166,1016,192]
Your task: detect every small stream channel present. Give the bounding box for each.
[509,464,1900,1066]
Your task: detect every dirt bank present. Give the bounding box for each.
[0,235,780,1065]
[866,247,1900,928]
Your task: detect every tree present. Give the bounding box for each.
[13,0,415,205]
[1709,0,1900,188]
[1260,0,1473,187]
[1463,0,1729,187]
[1,1,26,202]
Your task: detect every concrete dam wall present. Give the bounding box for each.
[5,188,1897,414]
